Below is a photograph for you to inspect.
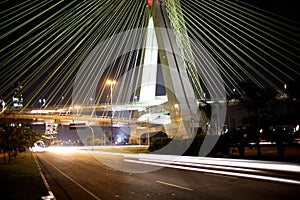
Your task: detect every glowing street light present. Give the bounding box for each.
[106,79,116,145]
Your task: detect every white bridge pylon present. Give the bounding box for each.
[139,16,161,103]
[136,1,203,139]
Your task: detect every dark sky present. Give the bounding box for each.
[244,0,300,21]
[0,0,299,106]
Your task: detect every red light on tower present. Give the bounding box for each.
[148,0,153,7]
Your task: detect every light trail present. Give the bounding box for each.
[126,158,300,185]
[122,154,300,185]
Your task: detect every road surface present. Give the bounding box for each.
[35,148,300,200]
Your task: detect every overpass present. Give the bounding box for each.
[1,0,208,140]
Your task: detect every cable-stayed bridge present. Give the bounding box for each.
[1,0,299,143]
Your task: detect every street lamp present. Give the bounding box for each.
[106,79,116,146]
[87,125,94,150]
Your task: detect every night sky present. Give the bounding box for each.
[0,0,299,106]
[245,0,300,21]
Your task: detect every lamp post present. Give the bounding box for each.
[87,125,94,150]
[147,108,150,146]
[106,80,116,146]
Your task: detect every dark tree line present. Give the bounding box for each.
[149,80,300,159]
[229,80,300,158]
[0,125,42,163]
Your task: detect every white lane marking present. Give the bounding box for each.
[40,157,102,200]
[156,180,194,191]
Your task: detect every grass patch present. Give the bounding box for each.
[0,151,48,200]
[98,146,149,153]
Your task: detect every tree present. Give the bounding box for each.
[237,81,276,158]
[84,135,103,146]
[0,125,42,163]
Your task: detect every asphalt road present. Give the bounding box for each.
[35,149,300,200]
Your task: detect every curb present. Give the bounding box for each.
[32,153,56,200]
